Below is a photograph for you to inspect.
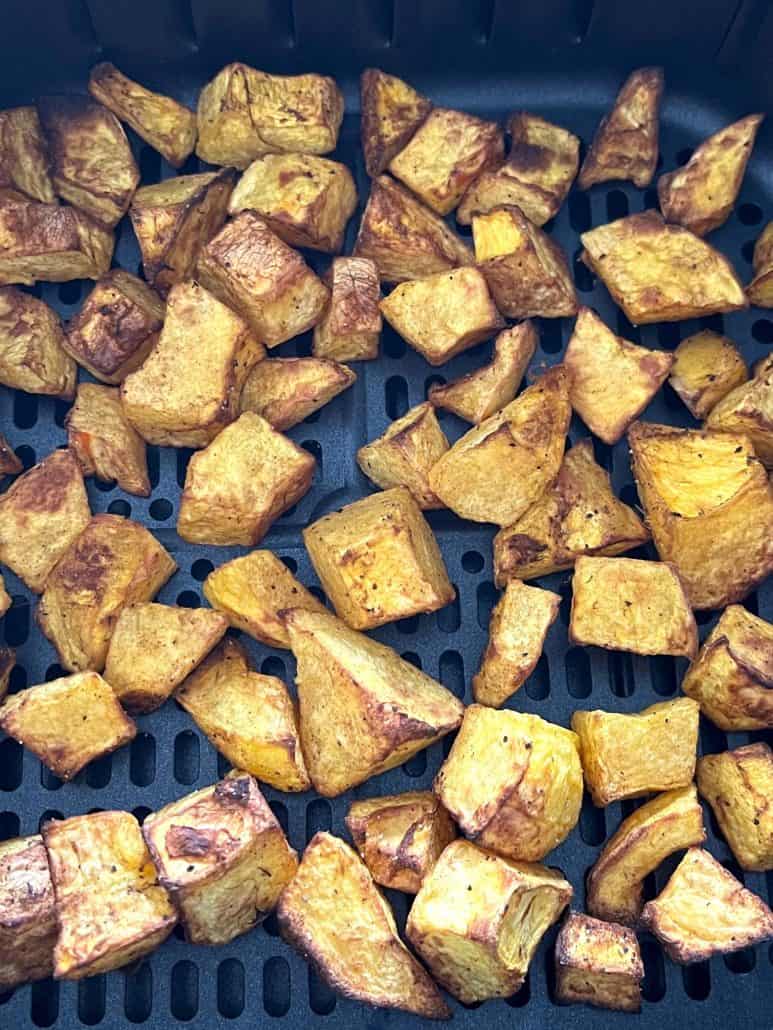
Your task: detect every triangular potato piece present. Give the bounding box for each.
[360,69,432,178]
[705,362,773,467]
[0,106,55,202]
[283,607,463,796]
[67,383,151,497]
[0,287,75,398]
[747,221,773,307]
[239,357,355,431]
[668,330,748,419]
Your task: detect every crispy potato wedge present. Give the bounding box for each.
[239,356,355,431]
[0,835,56,990]
[177,412,315,546]
[668,330,748,418]
[43,811,175,978]
[346,791,456,894]
[641,847,773,963]
[361,69,432,178]
[88,62,196,168]
[428,364,571,525]
[0,647,14,702]
[303,486,453,630]
[407,839,572,1003]
[143,773,298,945]
[555,912,643,1012]
[121,280,265,447]
[0,106,55,202]
[0,448,90,593]
[578,68,663,189]
[697,743,773,871]
[747,221,773,306]
[0,433,21,475]
[278,831,450,1018]
[312,256,382,361]
[0,286,75,397]
[67,383,150,496]
[705,362,773,466]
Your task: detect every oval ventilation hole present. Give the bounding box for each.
[384,374,409,419]
[261,656,287,679]
[437,588,461,633]
[579,794,606,846]
[301,439,322,472]
[53,399,69,429]
[15,444,35,470]
[462,550,484,574]
[699,719,727,756]
[279,555,297,574]
[306,798,332,842]
[308,585,327,606]
[85,754,112,789]
[130,733,156,787]
[558,583,572,627]
[0,811,20,841]
[78,975,106,1025]
[13,391,38,429]
[682,960,711,1000]
[170,960,199,1021]
[439,649,465,699]
[741,239,756,263]
[173,731,200,785]
[425,374,445,399]
[107,499,131,517]
[139,145,161,183]
[125,961,153,1023]
[752,319,773,344]
[191,558,214,582]
[147,446,160,488]
[643,187,658,208]
[650,656,677,696]
[539,318,562,354]
[565,646,591,699]
[525,654,550,700]
[676,147,693,165]
[402,749,427,777]
[263,911,280,938]
[569,192,592,233]
[640,938,666,1002]
[40,765,64,791]
[8,665,26,695]
[738,202,763,226]
[745,591,759,616]
[606,189,629,221]
[30,979,59,1027]
[263,957,291,1017]
[308,966,336,1016]
[616,307,640,343]
[93,475,114,493]
[657,322,681,350]
[149,497,173,521]
[383,329,407,359]
[38,810,63,834]
[573,249,595,293]
[0,739,22,791]
[217,752,231,778]
[506,970,531,1008]
[5,597,29,646]
[401,650,421,669]
[218,959,246,1018]
[396,614,419,635]
[176,448,193,488]
[176,590,200,609]
[133,806,152,826]
[476,581,498,630]
[608,652,634,697]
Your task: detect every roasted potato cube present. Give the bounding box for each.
[67,383,150,496]
[346,791,456,894]
[641,847,773,963]
[473,205,577,318]
[571,698,700,806]
[283,607,463,796]
[555,912,643,1012]
[38,96,139,228]
[353,175,473,283]
[428,364,571,525]
[0,286,75,397]
[578,67,664,189]
[196,63,344,168]
[658,115,763,236]
[668,330,748,419]
[88,62,197,168]
[356,402,449,509]
[361,68,432,177]
[278,831,449,1018]
[38,514,176,672]
[587,785,705,924]
[0,835,56,990]
[121,280,265,447]
[0,647,14,702]
[406,839,572,1003]
[628,422,773,609]
[143,773,298,945]
[0,448,90,593]
[0,433,21,475]
[747,221,773,306]
[239,356,355,431]
[177,412,315,546]
[43,811,175,978]
[312,256,382,361]
[705,361,773,466]
[104,603,228,714]
[303,486,453,630]
[0,106,55,202]
[697,743,773,871]
[202,549,327,649]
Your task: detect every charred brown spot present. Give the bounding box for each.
[214,776,251,805]
[165,825,215,858]
[509,142,551,173]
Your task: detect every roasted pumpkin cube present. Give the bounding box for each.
[360,68,432,178]
[705,362,773,466]
[555,912,643,1012]
[0,286,75,397]
[747,220,773,306]
[0,433,21,475]
[668,330,748,419]
[312,256,382,361]
[697,743,773,871]
[0,835,57,990]
[67,383,150,496]
[239,356,355,431]
[0,106,55,202]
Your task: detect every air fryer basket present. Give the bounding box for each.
[0,1,772,1027]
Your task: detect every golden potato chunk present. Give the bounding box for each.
[0,433,21,475]
[428,364,571,525]
[38,514,176,673]
[346,791,456,894]
[406,839,572,1003]
[697,743,773,871]
[571,698,700,807]
[747,221,773,306]
[121,280,264,447]
[641,847,773,963]
[628,422,773,609]
[0,448,90,593]
[578,67,664,189]
[0,835,56,990]
[353,174,473,283]
[177,412,315,546]
[555,912,643,1012]
[705,362,773,466]
[0,286,75,397]
[587,785,705,924]
[473,205,577,318]
[668,330,748,419]
[67,383,150,496]
[313,256,382,361]
[283,607,463,797]
[196,63,344,168]
[88,62,197,168]
[43,811,175,979]
[239,356,355,431]
[279,831,449,1018]
[361,68,432,178]
[303,486,453,630]
[0,106,55,202]
[356,402,449,509]
[143,773,298,945]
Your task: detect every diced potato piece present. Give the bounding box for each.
[0,106,55,202]
[104,603,228,714]
[587,785,706,924]
[0,286,75,397]
[747,221,773,306]
[346,791,456,894]
[121,281,265,447]
[0,647,14,702]
[303,486,453,630]
[578,67,664,189]
[38,514,176,672]
[38,96,139,228]
[705,362,773,466]
[0,448,90,593]
[43,811,175,978]
[697,743,773,871]
[283,607,463,796]
[658,115,764,236]
[406,839,572,1003]
[196,63,344,168]
[88,62,196,168]
[177,412,315,546]
[428,364,571,525]
[143,773,297,945]
[0,433,21,475]
[67,383,150,496]
[356,402,449,509]
[313,256,382,361]
[278,831,449,1018]
[473,205,577,318]
[239,356,355,431]
[361,68,432,178]
[668,330,748,418]
[641,847,773,962]
[581,210,747,323]
[0,835,56,989]
[555,912,643,1012]
[571,698,700,806]
[628,422,773,608]
[202,549,326,649]
[353,174,473,283]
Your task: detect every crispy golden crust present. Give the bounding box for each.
[313,256,382,361]
[668,330,748,418]
[239,356,356,431]
[705,363,773,467]
[697,743,773,871]
[0,433,21,475]
[67,383,150,496]
[360,69,432,178]
[0,106,55,203]
[0,286,75,397]
[555,912,643,1012]
[0,835,56,990]
[747,221,773,307]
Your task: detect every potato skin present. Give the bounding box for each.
[360,69,432,178]
[313,256,382,361]
[67,383,150,496]
[239,356,355,431]
[0,835,57,989]
[668,330,748,419]
[697,743,773,871]
[0,286,75,397]
[0,106,55,203]
[555,912,643,1012]
[747,220,773,306]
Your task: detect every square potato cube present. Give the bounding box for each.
[239,356,356,431]
[697,743,773,871]
[303,486,454,630]
[473,206,577,318]
[747,221,773,306]
[143,773,298,945]
[43,811,176,978]
[0,835,56,990]
[0,433,21,475]
[177,411,315,546]
[669,330,748,419]
[555,912,643,1012]
[361,68,432,177]
[0,286,75,397]
[67,383,150,496]
[406,839,572,1003]
[313,256,382,361]
[0,106,55,202]
[705,361,773,466]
